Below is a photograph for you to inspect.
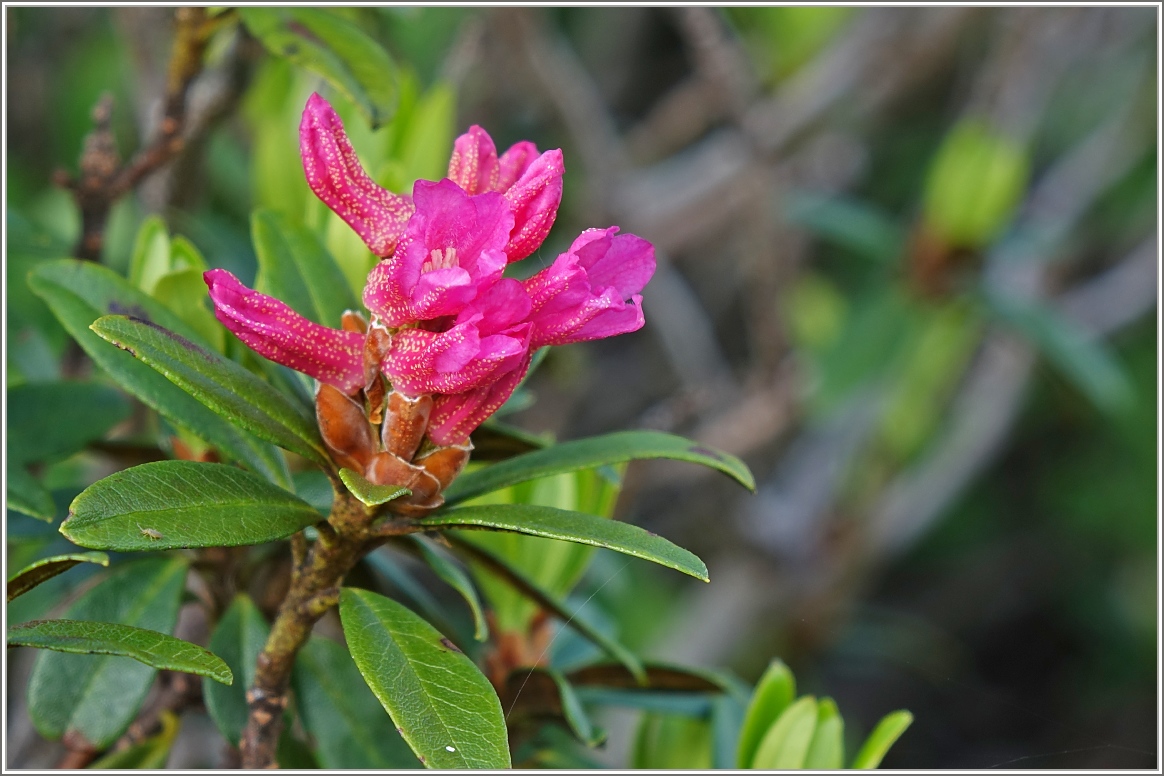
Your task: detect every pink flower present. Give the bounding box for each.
[447,126,565,262]
[362,179,514,327]
[204,269,365,394]
[410,229,655,446]
[300,93,414,257]
[209,93,655,456]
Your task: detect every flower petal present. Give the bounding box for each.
[204,269,365,393]
[383,323,530,397]
[426,352,534,446]
[521,227,654,347]
[497,141,539,191]
[363,179,513,325]
[300,93,413,257]
[502,148,564,262]
[447,125,500,195]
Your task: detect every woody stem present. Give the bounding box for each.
[239,492,369,769]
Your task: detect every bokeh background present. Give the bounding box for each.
[6,6,1158,769]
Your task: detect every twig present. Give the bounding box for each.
[56,7,220,261]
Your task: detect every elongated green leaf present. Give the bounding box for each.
[90,315,328,465]
[89,710,179,769]
[455,466,621,635]
[501,668,606,747]
[128,215,172,295]
[253,209,359,328]
[62,461,322,552]
[28,260,290,486]
[339,468,410,507]
[339,588,511,769]
[737,659,797,768]
[7,381,130,466]
[633,713,713,769]
[568,662,744,698]
[448,536,646,683]
[9,619,231,685]
[751,695,819,769]
[443,430,754,505]
[26,557,188,747]
[239,7,398,128]
[410,536,488,641]
[7,552,109,602]
[424,504,708,582]
[784,191,904,265]
[470,421,550,461]
[6,463,56,522]
[293,636,421,769]
[804,697,845,769]
[712,694,747,769]
[987,290,1133,414]
[151,268,225,352]
[204,595,270,745]
[851,710,913,769]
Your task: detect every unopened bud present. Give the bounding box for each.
[316,383,375,472]
[382,392,433,461]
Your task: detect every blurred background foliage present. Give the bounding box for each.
[5,6,1158,769]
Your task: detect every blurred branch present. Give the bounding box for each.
[55,7,222,260]
[743,8,978,156]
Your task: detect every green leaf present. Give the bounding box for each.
[61,461,323,552]
[633,713,713,769]
[151,268,226,353]
[751,695,819,769]
[737,658,797,768]
[448,536,646,684]
[851,710,913,769]
[7,381,131,466]
[339,467,411,507]
[204,595,270,746]
[89,315,328,465]
[28,260,290,487]
[409,536,488,641]
[89,710,180,769]
[9,619,232,685]
[338,587,511,769]
[470,420,550,461]
[6,463,57,522]
[502,668,606,747]
[986,290,1133,414]
[804,697,845,769]
[423,504,709,582]
[26,557,189,747]
[127,215,172,295]
[712,694,748,769]
[454,466,621,634]
[239,7,398,128]
[443,430,754,505]
[252,209,359,328]
[293,636,422,769]
[784,191,904,265]
[7,552,109,602]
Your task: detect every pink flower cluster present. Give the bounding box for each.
[206,94,654,449]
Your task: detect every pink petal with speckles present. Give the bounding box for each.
[497,141,539,191]
[502,148,564,262]
[300,93,413,257]
[383,321,530,397]
[447,126,500,195]
[363,179,513,325]
[426,351,534,446]
[204,269,365,394]
[522,227,654,347]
